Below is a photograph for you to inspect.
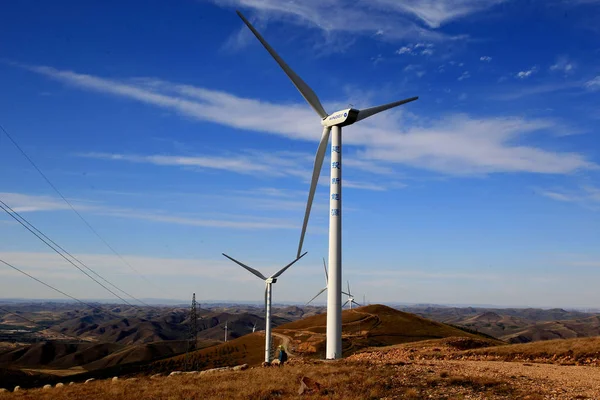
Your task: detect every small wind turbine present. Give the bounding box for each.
[236,11,417,359]
[343,281,361,309]
[252,322,257,333]
[306,257,349,306]
[222,252,307,363]
[224,320,228,342]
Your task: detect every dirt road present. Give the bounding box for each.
[350,350,600,399]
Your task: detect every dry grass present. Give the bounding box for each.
[152,332,282,373]
[0,359,529,400]
[463,336,600,364]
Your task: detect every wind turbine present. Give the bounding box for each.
[252,321,257,333]
[222,252,307,363]
[236,11,418,359]
[224,320,228,342]
[306,257,348,306]
[343,281,361,310]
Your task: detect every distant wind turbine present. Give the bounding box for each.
[222,252,307,363]
[343,281,361,309]
[306,258,349,306]
[236,11,418,359]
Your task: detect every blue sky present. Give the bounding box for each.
[1,0,600,307]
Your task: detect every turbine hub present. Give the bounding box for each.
[322,108,359,128]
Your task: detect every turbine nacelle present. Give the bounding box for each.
[322,108,359,128]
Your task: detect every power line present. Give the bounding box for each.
[0,199,150,307]
[0,258,106,313]
[0,258,138,321]
[0,122,158,290]
[0,200,138,307]
[0,199,153,308]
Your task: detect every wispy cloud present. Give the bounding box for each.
[516,66,538,79]
[211,0,504,44]
[538,185,600,210]
[457,71,471,81]
[491,81,583,100]
[396,43,435,56]
[80,152,297,177]
[550,56,576,75]
[0,192,96,213]
[480,56,492,62]
[372,0,507,28]
[585,76,600,91]
[77,150,393,188]
[358,115,596,174]
[19,64,597,176]
[0,251,242,281]
[0,192,303,230]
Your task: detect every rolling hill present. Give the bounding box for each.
[275,304,500,357]
[403,305,600,343]
[0,339,219,372]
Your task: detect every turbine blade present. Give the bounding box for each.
[355,96,419,122]
[271,252,307,279]
[236,11,328,119]
[352,300,361,307]
[306,287,327,305]
[222,253,267,280]
[342,300,349,308]
[322,257,328,284]
[297,127,331,257]
[342,291,350,296]
[264,283,268,313]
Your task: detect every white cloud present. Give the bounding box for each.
[357,115,596,175]
[20,64,597,176]
[0,192,96,213]
[458,71,471,81]
[78,150,392,185]
[372,0,506,28]
[480,56,492,62]
[1,192,302,230]
[397,46,413,55]
[492,81,582,100]
[538,185,600,210]
[516,66,538,79]
[550,56,576,75]
[396,43,435,56]
[371,54,384,65]
[211,0,504,45]
[585,76,600,91]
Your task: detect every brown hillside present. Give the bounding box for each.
[152,332,281,372]
[275,304,495,357]
[83,339,219,371]
[503,316,600,344]
[0,342,122,369]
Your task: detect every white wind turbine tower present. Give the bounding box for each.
[224,320,228,342]
[343,281,361,310]
[252,322,257,333]
[236,11,418,359]
[222,252,307,363]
